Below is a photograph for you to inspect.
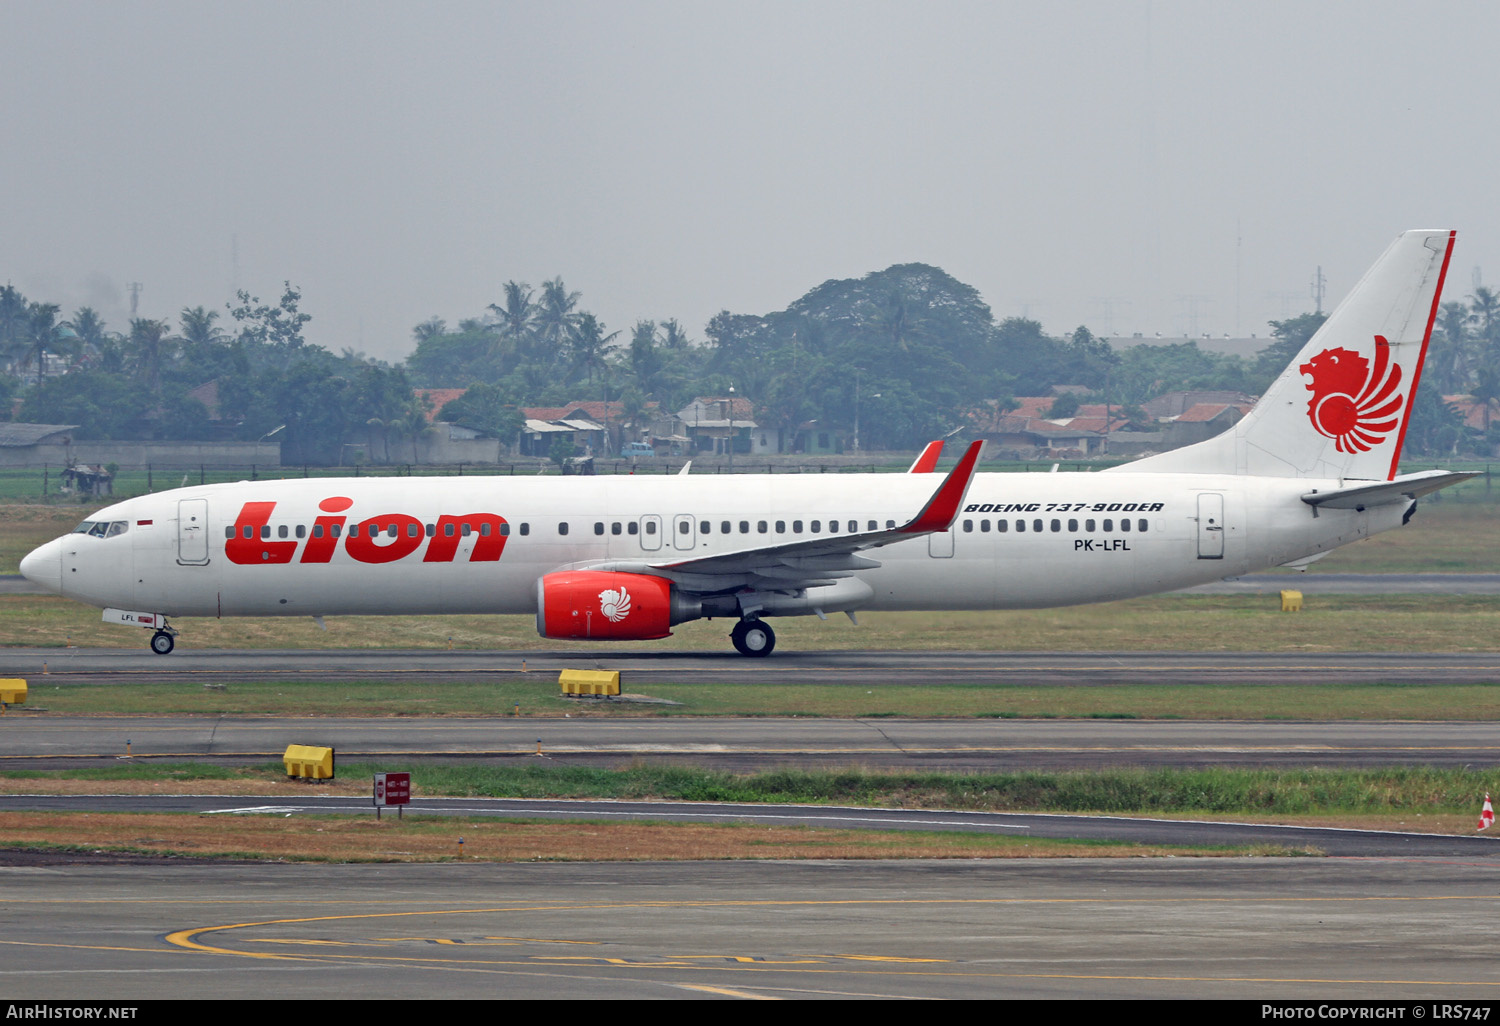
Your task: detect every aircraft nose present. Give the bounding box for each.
[18,538,64,596]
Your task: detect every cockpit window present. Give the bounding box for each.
[73,521,96,534]
[106,522,128,538]
[87,522,109,538]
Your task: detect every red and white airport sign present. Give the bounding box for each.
[373,772,410,806]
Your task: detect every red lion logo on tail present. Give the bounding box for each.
[1300,336,1404,453]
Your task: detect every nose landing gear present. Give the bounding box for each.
[730,617,775,657]
[148,623,178,655]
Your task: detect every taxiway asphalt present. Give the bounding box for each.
[6,856,1500,999]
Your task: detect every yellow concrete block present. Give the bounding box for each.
[559,669,621,697]
[1280,590,1303,612]
[0,679,26,705]
[283,744,336,780]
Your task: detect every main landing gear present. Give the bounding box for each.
[149,623,178,655]
[730,617,775,657]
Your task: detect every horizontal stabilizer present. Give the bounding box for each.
[1301,470,1476,509]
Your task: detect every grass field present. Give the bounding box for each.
[0,761,1488,862]
[6,592,1499,655]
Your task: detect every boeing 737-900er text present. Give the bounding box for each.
[19,230,1475,657]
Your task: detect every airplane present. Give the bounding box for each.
[19,229,1474,658]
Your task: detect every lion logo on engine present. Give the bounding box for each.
[1299,336,1405,454]
[598,586,632,623]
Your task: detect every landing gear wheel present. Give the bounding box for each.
[149,630,175,655]
[730,618,775,657]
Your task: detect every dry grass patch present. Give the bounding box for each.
[0,812,1267,862]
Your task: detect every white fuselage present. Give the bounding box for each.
[24,470,1403,620]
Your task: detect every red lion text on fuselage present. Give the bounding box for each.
[223,497,510,566]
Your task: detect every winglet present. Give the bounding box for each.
[907,440,944,473]
[899,440,985,534]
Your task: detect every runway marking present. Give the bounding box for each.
[672,984,780,999]
[166,891,1500,965]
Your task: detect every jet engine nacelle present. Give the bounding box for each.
[535,571,690,640]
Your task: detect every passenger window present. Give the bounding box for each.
[243,525,254,539]
[980,520,991,532]
[331,524,341,538]
[886,520,896,529]
[1067,519,1077,532]
[480,523,492,537]
[758,521,768,533]
[643,522,653,535]
[1120,518,1131,532]
[559,522,569,535]
[277,525,288,539]
[1138,519,1148,532]
[678,521,690,534]
[811,521,821,533]
[445,523,455,537]
[425,524,435,537]
[740,521,750,533]
[296,525,306,539]
[867,521,877,531]
[996,520,1007,533]
[520,523,531,536]
[386,524,397,538]
[1050,519,1061,532]
[461,524,472,537]
[1016,520,1026,532]
[611,522,622,535]
[963,519,973,532]
[700,520,710,534]
[722,521,732,534]
[793,520,803,534]
[261,525,271,540]
[776,521,786,533]
[408,523,420,538]
[594,522,605,535]
[500,523,510,536]
[628,522,638,535]
[827,520,838,533]
[1033,519,1043,532]
[225,526,234,539]
[1103,519,1113,532]
[1085,519,1095,531]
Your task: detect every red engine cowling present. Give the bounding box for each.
[536,571,675,640]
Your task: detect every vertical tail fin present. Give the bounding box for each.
[1113,229,1456,480]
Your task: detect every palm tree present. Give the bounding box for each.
[1432,301,1473,393]
[0,286,27,364]
[179,306,226,348]
[534,277,581,363]
[18,303,72,383]
[127,318,175,393]
[412,317,447,345]
[1468,286,1500,353]
[487,281,535,372]
[567,313,619,385]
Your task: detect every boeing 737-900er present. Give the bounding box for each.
[19,229,1475,657]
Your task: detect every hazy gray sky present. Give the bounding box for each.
[4,1,1497,362]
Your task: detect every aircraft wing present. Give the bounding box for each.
[562,441,985,592]
[1301,470,1477,509]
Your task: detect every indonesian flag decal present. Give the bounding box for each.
[1480,793,1494,831]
